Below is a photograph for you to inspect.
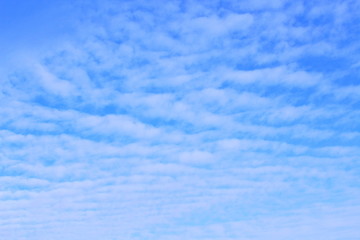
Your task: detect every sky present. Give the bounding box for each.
[0,0,360,239]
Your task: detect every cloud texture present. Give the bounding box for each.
[1,0,360,239]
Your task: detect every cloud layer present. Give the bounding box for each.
[1,0,360,239]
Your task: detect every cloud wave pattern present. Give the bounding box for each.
[1,0,360,239]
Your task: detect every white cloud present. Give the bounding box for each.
[34,63,77,97]
[178,150,215,165]
[1,0,359,239]
[223,66,323,87]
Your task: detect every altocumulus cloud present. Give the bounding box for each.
[1,0,360,239]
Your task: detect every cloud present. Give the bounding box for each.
[1,0,360,240]
[178,150,216,165]
[190,13,254,36]
[222,66,323,87]
[34,64,77,97]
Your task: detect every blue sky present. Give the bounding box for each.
[1,0,360,239]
